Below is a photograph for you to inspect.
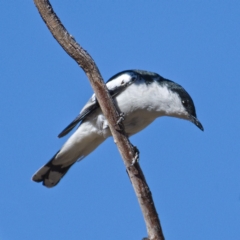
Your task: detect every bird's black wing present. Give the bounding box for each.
[58,98,99,138]
[58,72,137,138]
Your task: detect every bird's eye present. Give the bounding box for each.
[121,80,125,85]
[182,99,189,107]
[132,76,138,82]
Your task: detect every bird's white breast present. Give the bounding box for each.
[84,78,186,137]
[113,80,162,135]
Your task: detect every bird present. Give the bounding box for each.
[32,70,204,188]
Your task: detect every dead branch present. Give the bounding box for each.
[33,1,165,239]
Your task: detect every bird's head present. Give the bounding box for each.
[133,70,204,131]
[160,78,204,131]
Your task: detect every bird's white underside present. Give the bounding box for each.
[53,76,188,167]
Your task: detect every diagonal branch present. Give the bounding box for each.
[33,1,165,239]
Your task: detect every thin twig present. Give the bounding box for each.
[33,1,165,239]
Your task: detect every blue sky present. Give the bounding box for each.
[1,1,240,239]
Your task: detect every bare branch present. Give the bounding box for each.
[33,1,165,239]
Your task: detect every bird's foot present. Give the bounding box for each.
[117,112,125,125]
[131,145,140,166]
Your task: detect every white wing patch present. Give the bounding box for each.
[106,73,133,91]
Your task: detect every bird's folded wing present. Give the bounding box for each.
[58,75,136,138]
[58,98,98,138]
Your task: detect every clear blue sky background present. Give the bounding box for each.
[0,1,239,239]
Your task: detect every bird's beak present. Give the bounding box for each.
[189,115,204,131]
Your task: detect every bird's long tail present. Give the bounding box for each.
[32,128,105,188]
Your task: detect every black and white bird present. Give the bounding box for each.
[32,70,203,187]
